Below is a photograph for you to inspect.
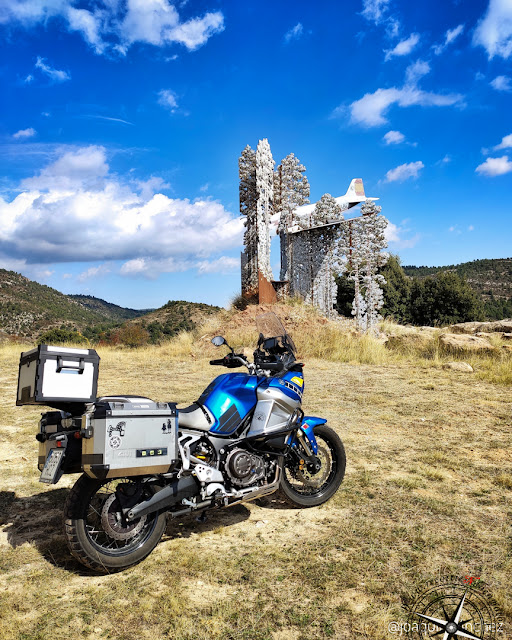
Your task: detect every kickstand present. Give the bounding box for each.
[196,511,208,523]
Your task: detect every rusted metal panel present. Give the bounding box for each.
[258,270,277,303]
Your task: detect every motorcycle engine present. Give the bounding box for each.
[224,448,265,487]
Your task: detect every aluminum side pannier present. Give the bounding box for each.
[81,397,178,479]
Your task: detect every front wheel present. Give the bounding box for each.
[278,424,346,507]
[64,475,167,573]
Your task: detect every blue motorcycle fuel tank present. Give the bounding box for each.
[197,370,305,436]
[198,373,260,435]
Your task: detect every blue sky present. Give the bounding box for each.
[0,0,511,309]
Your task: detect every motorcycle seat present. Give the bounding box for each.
[178,403,212,431]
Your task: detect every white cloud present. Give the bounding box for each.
[21,145,109,190]
[0,145,243,278]
[199,182,209,192]
[385,161,424,182]
[197,256,239,274]
[384,33,420,61]
[494,133,512,150]
[386,18,400,39]
[346,60,464,127]
[35,56,70,82]
[468,225,474,231]
[349,86,463,127]
[0,1,224,56]
[78,264,111,282]
[66,6,106,54]
[385,221,420,248]
[433,23,464,55]
[405,59,430,84]
[119,257,189,279]
[13,127,37,139]
[24,73,34,83]
[284,22,303,43]
[490,75,512,91]
[361,0,391,24]
[475,155,512,176]
[473,0,512,59]
[383,130,405,144]
[158,89,179,113]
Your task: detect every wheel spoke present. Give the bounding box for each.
[285,435,338,496]
[83,480,158,557]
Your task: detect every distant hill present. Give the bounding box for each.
[403,258,512,301]
[0,269,110,338]
[126,299,222,342]
[68,294,152,322]
[0,268,221,342]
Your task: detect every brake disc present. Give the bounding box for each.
[101,493,147,541]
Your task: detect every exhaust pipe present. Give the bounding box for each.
[126,476,199,521]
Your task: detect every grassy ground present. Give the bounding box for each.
[1,328,512,639]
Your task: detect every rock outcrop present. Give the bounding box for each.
[439,333,495,353]
[442,362,474,372]
[448,320,512,334]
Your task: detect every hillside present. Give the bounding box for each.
[0,269,110,338]
[0,268,220,342]
[403,257,512,301]
[127,299,222,342]
[68,294,152,322]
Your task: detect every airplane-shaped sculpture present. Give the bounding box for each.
[286,178,378,234]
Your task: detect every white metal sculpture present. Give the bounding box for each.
[239,139,389,330]
[255,139,274,284]
[240,139,275,300]
[274,153,310,282]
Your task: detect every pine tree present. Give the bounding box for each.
[311,193,342,226]
[380,255,411,322]
[336,200,389,332]
[274,153,310,281]
[358,200,389,333]
[239,145,258,293]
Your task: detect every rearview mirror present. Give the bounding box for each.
[211,336,226,347]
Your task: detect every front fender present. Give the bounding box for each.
[286,416,326,454]
[300,416,326,454]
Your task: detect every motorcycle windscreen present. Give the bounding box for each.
[255,312,296,353]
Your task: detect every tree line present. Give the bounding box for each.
[336,255,511,326]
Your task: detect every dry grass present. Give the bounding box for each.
[1,314,512,639]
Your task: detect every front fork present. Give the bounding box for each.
[285,417,325,473]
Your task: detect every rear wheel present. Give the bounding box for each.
[278,424,346,507]
[64,475,167,573]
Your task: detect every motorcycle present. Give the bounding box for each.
[23,312,346,573]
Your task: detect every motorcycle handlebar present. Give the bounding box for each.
[209,355,248,368]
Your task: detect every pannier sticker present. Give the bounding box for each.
[108,421,126,449]
[162,419,173,433]
[110,435,122,449]
[291,376,303,387]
